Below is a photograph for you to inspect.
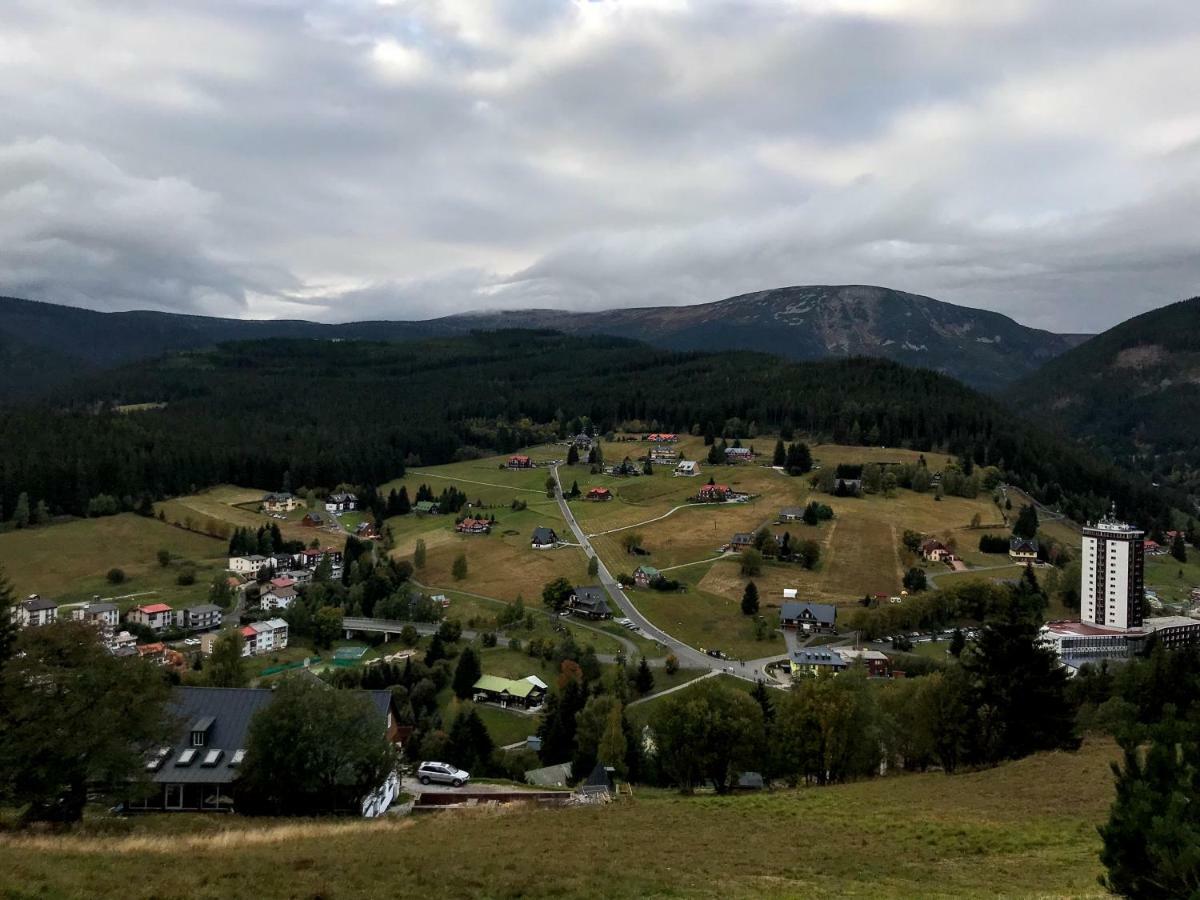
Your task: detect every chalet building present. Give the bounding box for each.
[649,446,679,463]
[779,507,806,522]
[724,447,754,462]
[572,433,594,448]
[1009,538,1039,565]
[413,501,440,515]
[508,455,533,469]
[14,595,58,628]
[356,521,380,539]
[128,603,175,633]
[455,517,491,534]
[835,647,892,677]
[73,601,119,633]
[698,484,731,502]
[229,555,274,575]
[730,532,755,549]
[302,547,343,567]
[531,526,559,549]
[633,565,661,588]
[586,487,613,501]
[130,686,401,815]
[779,601,837,633]
[260,585,297,611]
[471,674,547,709]
[261,492,301,513]
[920,539,953,563]
[674,460,700,477]
[301,512,325,527]
[790,649,849,676]
[240,619,289,656]
[325,492,358,513]
[567,586,611,619]
[646,433,678,443]
[176,604,223,633]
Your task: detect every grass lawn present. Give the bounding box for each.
[933,564,1027,590]
[0,738,1120,899]
[808,442,957,471]
[1145,552,1200,606]
[626,582,785,661]
[0,513,227,610]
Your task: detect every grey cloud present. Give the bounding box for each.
[1,0,1199,332]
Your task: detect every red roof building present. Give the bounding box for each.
[586,487,613,501]
[508,455,533,468]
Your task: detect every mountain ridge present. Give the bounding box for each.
[0,285,1087,399]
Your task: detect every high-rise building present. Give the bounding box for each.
[1080,511,1144,630]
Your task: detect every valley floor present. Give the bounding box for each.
[0,738,1119,900]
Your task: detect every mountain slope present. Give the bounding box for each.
[1004,295,1200,490]
[441,285,1084,392]
[0,287,1082,400]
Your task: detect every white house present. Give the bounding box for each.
[674,460,700,477]
[14,595,58,628]
[325,492,358,513]
[240,619,289,656]
[260,585,297,611]
[175,604,223,632]
[228,555,274,575]
[128,603,175,633]
[261,492,301,513]
[73,600,119,631]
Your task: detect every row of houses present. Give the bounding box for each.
[228,547,344,578]
[14,596,223,637]
[261,491,358,514]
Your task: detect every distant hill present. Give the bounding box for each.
[1004,295,1200,492]
[0,286,1085,399]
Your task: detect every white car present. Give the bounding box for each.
[416,761,470,787]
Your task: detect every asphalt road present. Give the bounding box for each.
[550,465,782,683]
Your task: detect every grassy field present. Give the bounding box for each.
[0,514,226,610]
[0,739,1121,899]
[157,485,330,547]
[1145,552,1200,606]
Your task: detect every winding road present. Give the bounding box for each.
[550,464,785,683]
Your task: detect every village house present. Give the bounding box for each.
[567,586,611,619]
[261,492,301,513]
[531,526,559,549]
[455,517,491,534]
[302,547,343,568]
[325,492,358,513]
[572,433,594,449]
[111,631,138,656]
[128,602,175,633]
[471,674,547,709]
[730,532,755,549]
[724,447,754,462]
[508,454,533,469]
[131,686,401,814]
[606,458,640,477]
[301,512,326,527]
[649,446,679,463]
[779,507,806,522]
[790,648,849,676]
[72,600,119,634]
[779,601,837,633]
[674,460,700,477]
[1009,537,1039,564]
[355,521,380,539]
[633,565,661,588]
[586,487,613,501]
[240,619,289,656]
[920,539,953,563]
[260,584,297,611]
[698,483,731,502]
[176,604,223,633]
[278,568,311,585]
[646,433,678,443]
[228,554,273,575]
[413,500,440,515]
[13,595,58,628]
[835,647,892,677]
[1144,539,1165,556]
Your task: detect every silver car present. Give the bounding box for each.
[416,761,470,787]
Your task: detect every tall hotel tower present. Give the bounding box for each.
[1080,511,1145,630]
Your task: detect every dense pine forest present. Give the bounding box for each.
[0,331,1175,528]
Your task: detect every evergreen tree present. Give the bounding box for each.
[207,630,249,687]
[446,708,494,775]
[11,492,29,528]
[741,581,760,616]
[451,553,468,581]
[949,627,966,657]
[598,704,628,776]
[772,439,786,467]
[587,556,599,577]
[1171,532,1188,563]
[1013,504,1040,539]
[424,632,447,666]
[452,646,482,699]
[634,657,655,695]
[413,538,427,570]
[567,444,579,466]
[0,567,17,673]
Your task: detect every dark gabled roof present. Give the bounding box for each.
[531,526,558,544]
[779,507,806,516]
[793,649,847,666]
[20,596,57,612]
[82,601,117,614]
[184,604,222,615]
[583,762,615,791]
[154,686,393,784]
[779,601,837,625]
[1010,537,1039,552]
[573,586,607,604]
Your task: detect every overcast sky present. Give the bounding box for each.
[2,0,1199,331]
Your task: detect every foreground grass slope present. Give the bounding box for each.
[1,739,1118,899]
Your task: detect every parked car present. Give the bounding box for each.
[416,761,470,787]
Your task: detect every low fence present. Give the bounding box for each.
[258,656,321,677]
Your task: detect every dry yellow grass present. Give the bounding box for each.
[156,485,321,546]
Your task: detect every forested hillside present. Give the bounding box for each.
[0,331,1170,528]
[1004,296,1200,493]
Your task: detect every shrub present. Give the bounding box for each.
[176,567,196,586]
[106,567,126,585]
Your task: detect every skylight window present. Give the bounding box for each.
[201,749,223,767]
[176,748,197,766]
[228,749,246,767]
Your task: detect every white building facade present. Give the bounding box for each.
[1081,514,1144,630]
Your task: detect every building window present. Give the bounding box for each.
[165,784,185,809]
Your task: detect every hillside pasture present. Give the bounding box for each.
[0,513,225,609]
[156,485,324,546]
[0,739,1121,899]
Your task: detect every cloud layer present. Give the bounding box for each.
[2,0,1199,331]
